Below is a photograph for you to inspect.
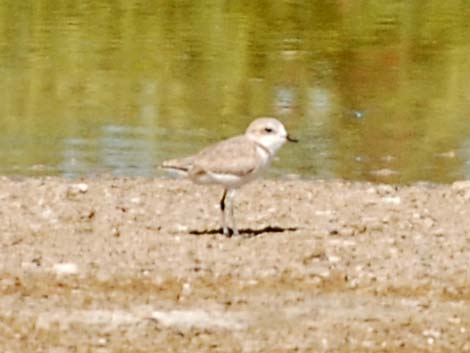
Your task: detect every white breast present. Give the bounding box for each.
[255,144,273,170]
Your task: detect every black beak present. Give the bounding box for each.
[287,135,298,143]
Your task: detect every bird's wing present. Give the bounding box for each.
[190,135,261,177]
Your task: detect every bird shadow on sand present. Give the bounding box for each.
[189,226,299,237]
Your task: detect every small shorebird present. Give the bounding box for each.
[162,117,297,236]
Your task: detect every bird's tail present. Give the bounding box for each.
[160,157,192,177]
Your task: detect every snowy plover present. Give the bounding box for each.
[162,117,297,236]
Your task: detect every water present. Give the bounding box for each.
[1,1,469,183]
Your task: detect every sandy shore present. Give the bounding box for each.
[0,177,469,352]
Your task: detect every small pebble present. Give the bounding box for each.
[53,262,79,275]
[96,337,107,346]
[423,218,434,229]
[182,282,192,296]
[75,183,89,193]
[130,197,141,204]
[327,255,341,263]
[377,185,395,194]
[175,224,189,232]
[382,196,401,205]
[447,316,461,324]
[422,329,441,338]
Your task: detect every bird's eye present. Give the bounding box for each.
[264,127,273,133]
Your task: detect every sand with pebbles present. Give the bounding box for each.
[0,177,469,352]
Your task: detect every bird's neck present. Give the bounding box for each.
[252,140,273,158]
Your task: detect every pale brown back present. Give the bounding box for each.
[187,135,264,177]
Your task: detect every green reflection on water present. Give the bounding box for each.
[0,0,469,182]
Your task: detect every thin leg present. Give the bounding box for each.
[227,189,238,236]
[220,189,229,235]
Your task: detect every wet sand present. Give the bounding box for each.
[0,177,469,352]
